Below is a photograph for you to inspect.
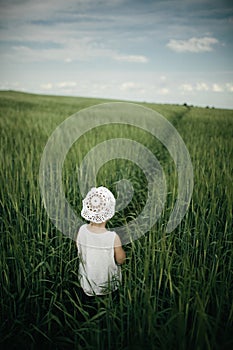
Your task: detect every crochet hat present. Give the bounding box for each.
[81,186,116,223]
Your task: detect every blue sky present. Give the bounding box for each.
[0,0,232,108]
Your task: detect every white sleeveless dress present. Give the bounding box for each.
[76,224,122,296]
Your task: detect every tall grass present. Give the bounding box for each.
[0,91,232,349]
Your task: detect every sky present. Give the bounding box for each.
[0,0,232,109]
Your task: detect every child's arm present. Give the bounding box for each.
[114,234,126,265]
[76,231,80,251]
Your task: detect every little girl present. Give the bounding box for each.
[76,186,126,296]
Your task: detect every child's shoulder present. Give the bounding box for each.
[76,224,87,238]
[79,224,87,230]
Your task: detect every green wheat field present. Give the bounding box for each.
[0,91,232,350]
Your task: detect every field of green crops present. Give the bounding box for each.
[0,90,232,350]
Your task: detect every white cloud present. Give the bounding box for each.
[179,81,230,94]
[0,81,23,90]
[226,83,233,92]
[120,82,142,90]
[196,82,209,91]
[158,88,169,95]
[160,75,167,82]
[65,58,73,63]
[40,83,53,90]
[114,54,148,63]
[212,83,223,92]
[2,37,149,65]
[179,83,193,92]
[119,81,147,97]
[167,36,219,53]
[57,81,77,88]
[8,39,114,63]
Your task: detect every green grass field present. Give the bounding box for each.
[0,91,232,350]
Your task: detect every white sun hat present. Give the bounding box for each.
[81,186,116,223]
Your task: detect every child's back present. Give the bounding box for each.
[77,224,121,296]
[76,187,126,297]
